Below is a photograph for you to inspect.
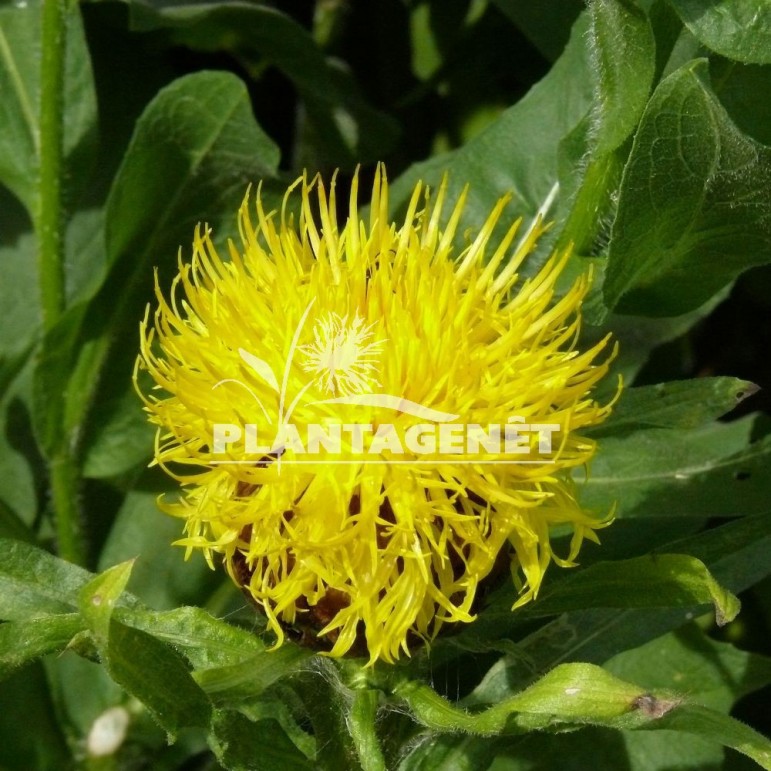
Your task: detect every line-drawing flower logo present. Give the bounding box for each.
[299,312,385,396]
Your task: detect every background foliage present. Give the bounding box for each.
[1,0,771,769]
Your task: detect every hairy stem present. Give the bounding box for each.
[38,0,85,565]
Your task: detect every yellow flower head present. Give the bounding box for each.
[135,165,617,663]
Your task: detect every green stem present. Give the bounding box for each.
[50,453,85,566]
[349,690,387,771]
[38,0,67,329]
[38,0,85,565]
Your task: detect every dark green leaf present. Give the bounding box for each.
[208,710,314,771]
[606,624,771,713]
[0,497,35,544]
[79,562,212,737]
[193,646,311,704]
[712,58,771,146]
[123,0,398,169]
[390,13,594,255]
[0,538,92,620]
[0,614,83,682]
[649,704,771,769]
[603,60,771,315]
[490,0,584,61]
[495,553,740,626]
[669,0,771,65]
[578,415,771,518]
[0,664,70,770]
[589,377,757,437]
[589,0,656,155]
[0,231,38,359]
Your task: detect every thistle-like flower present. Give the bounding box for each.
[135,166,617,663]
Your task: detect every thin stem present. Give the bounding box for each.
[50,454,85,566]
[38,0,67,329]
[38,0,86,565]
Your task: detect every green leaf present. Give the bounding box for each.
[589,0,656,155]
[0,538,92,621]
[669,0,771,65]
[79,560,135,643]
[589,377,757,437]
[115,605,264,670]
[397,662,661,734]
[104,70,279,272]
[712,58,771,146]
[34,69,281,462]
[464,515,771,702]
[398,661,771,768]
[208,709,314,771]
[81,383,153,477]
[603,59,771,315]
[0,231,38,360]
[97,483,216,609]
[490,0,584,61]
[123,0,398,169]
[492,553,740,626]
[0,664,70,770]
[0,0,96,213]
[606,624,771,714]
[649,705,771,769]
[0,497,35,544]
[389,12,594,253]
[79,562,212,737]
[578,415,771,518]
[0,614,83,682]
[193,646,311,704]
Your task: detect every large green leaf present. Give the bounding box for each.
[578,415,771,518]
[389,12,595,253]
[669,0,771,65]
[397,659,771,769]
[0,538,92,620]
[589,377,756,437]
[34,69,281,465]
[589,0,656,156]
[442,514,771,702]
[208,710,314,771]
[79,561,212,738]
[516,553,740,624]
[0,614,83,682]
[97,483,217,610]
[606,623,771,713]
[121,0,398,169]
[603,60,771,315]
[490,0,584,61]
